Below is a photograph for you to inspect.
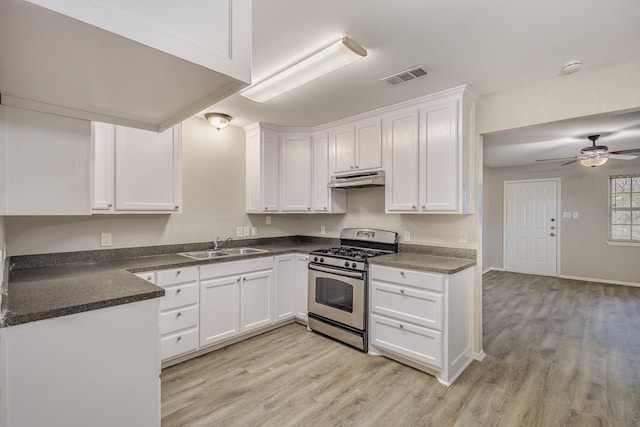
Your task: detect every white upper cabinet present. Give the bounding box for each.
[280,133,312,212]
[330,118,382,174]
[383,108,420,212]
[0,105,91,215]
[245,124,279,213]
[312,132,346,213]
[0,0,251,131]
[92,122,182,214]
[385,86,477,214]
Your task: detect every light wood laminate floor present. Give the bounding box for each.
[161,271,640,426]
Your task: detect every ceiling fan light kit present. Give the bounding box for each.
[580,156,609,167]
[536,134,640,167]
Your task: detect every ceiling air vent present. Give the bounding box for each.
[381,65,430,86]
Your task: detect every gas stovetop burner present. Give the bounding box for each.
[311,247,391,260]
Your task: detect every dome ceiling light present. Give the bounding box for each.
[205,113,232,130]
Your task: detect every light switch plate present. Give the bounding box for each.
[243,226,250,237]
[458,230,468,244]
[236,227,243,237]
[572,212,579,219]
[404,231,411,242]
[252,227,258,236]
[320,226,326,235]
[562,211,572,218]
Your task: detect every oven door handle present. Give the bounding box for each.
[308,264,365,279]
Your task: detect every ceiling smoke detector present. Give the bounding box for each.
[562,60,582,74]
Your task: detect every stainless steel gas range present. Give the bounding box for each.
[307,228,399,351]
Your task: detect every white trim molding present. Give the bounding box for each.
[559,274,640,288]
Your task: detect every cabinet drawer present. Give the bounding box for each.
[160,305,198,335]
[135,272,156,283]
[199,257,274,280]
[161,328,198,361]
[370,281,443,330]
[370,265,444,293]
[370,314,442,368]
[156,267,198,286]
[160,282,199,311]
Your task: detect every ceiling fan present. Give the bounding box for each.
[536,134,640,167]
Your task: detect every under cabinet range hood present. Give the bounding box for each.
[328,170,385,188]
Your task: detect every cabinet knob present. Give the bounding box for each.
[237,278,240,283]
[264,207,268,211]
[400,271,405,277]
[323,206,327,210]
[176,312,182,317]
[355,165,359,169]
[399,324,404,329]
[146,275,152,281]
[400,289,405,294]
[242,277,247,282]
[176,270,181,275]
[107,203,113,208]
[412,205,416,209]
[307,207,310,211]
[350,166,354,169]
[421,205,426,209]
[176,336,182,342]
[176,288,181,294]
[174,205,179,209]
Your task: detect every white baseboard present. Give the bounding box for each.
[559,274,640,288]
[473,350,486,361]
[482,267,504,275]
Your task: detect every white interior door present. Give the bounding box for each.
[504,180,558,276]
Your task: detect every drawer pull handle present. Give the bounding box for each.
[176,336,182,341]
[176,312,182,317]
[400,289,405,294]
[176,288,182,294]
[399,324,404,329]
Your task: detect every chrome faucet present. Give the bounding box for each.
[213,236,233,250]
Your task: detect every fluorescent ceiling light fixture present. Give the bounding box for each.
[241,36,367,103]
[580,156,609,167]
[205,112,232,130]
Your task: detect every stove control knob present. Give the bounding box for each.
[345,261,350,267]
[314,257,318,262]
[352,263,357,268]
[320,258,324,263]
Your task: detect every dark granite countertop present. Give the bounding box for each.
[369,253,476,274]
[1,238,332,328]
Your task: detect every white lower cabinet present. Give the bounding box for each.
[294,254,309,322]
[199,257,274,348]
[275,254,296,321]
[368,264,474,386]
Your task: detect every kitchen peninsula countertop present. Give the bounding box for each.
[1,238,476,328]
[369,252,476,274]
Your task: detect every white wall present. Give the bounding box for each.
[483,160,640,284]
[4,117,298,256]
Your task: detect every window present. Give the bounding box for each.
[609,175,640,242]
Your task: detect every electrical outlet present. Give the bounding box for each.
[252,227,258,236]
[236,227,243,237]
[321,226,326,235]
[404,231,411,242]
[459,230,468,244]
[572,211,579,219]
[562,211,572,219]
[100,232,112,247]
[243,226,250,237]
[266,215,271,225]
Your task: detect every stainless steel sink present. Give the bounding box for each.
[221,247,269,255]
[178,250,230,260]
[178,247,268,260]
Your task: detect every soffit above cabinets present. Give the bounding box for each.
[0,0,251,132]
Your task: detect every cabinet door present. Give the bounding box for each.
[200,275,240,347]
[245,127,262,213]
[280,134,311,212]
[330,125,355,173]
[384,109,420,212]
[355,118,382,170]
[312,132,346,213]
[262,128,279,212]
[114,125,181,211]
[274,255,295,321]
[91,122,115,211]
[420,100,459,212]
[240,269,274,332]
[294,255,309,322]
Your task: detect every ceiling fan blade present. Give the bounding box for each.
[561,159,580,166]
[609,148,640,155]
[536,157,577,162]
[609,154,639,160]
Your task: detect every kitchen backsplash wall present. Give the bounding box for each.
[483,161,640,284]
[4,117,297,256]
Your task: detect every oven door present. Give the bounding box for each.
[308,264,365,330]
